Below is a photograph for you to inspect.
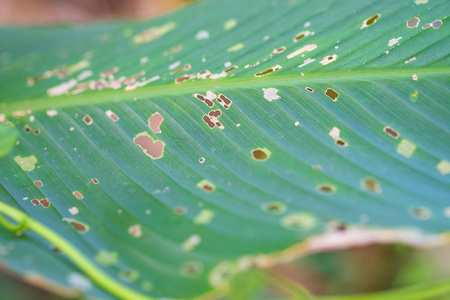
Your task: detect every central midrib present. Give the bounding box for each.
[3,67,449,114]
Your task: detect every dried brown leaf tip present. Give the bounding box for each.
[325,88,339,101]
[255,65,282,77]
[63,218,89,233]
[361,14,381,29]
[193,91,217,107]
[148,112,164,134]
[203,110,224,129]
[251,148,271,161]
[361,177,382,194]
[133,132,165,159]
[383,126,399,139]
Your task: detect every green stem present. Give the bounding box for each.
[262,270,312,299]
[315,279,450,300]
[0,201,153,300]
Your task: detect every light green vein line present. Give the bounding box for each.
[0,201,153,300]
[2,68,449,114]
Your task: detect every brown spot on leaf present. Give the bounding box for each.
[134,132,165,159]
[361,177,381,193]
[216,94,232,110]
[174,206,187,214]
[203,110,224,129]
[148,112,164,134]
[254,65,282,77]
[175,74,195,84]
[271,47,286,56]
[409,206,431,220]
[406,17,420,28]
[252,148,271,161]
[336,139,347,147]
[64,218,89,233]
[325,88,339,101]
[24,125,32,134]
[73,191,84,200]
[33,180,43,187]
[82,115,93,125]
[105,110,119,122]
[361,14,381,29]
[39,198,51,208]
[197,180,216,193]
[317,183,337,194]
[383,126,399,139]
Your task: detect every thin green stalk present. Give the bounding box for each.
[0,201,153,300]
[315,279,450,300]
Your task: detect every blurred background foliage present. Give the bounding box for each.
[0,0,449,299]
[1,243,449,299]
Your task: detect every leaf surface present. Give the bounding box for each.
[0,0,449,298]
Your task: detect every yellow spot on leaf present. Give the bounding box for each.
[181,234,201,251]
[397,139,417,158]
[197,179,216,193]
[409,90,418,102]
[436,160,450,175]
[14,155,38,172]
[194,209,215,224]
[224,19,237,31]
[281,212,317,231]
[95,250,118,266]
[228,43,244,52]
[133,22,177,44]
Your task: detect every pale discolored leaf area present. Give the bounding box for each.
[0,0,449,299]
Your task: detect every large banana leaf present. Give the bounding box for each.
[0,0,449,299]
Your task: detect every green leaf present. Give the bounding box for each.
[0,0,449,299]
[0,123,17,157]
